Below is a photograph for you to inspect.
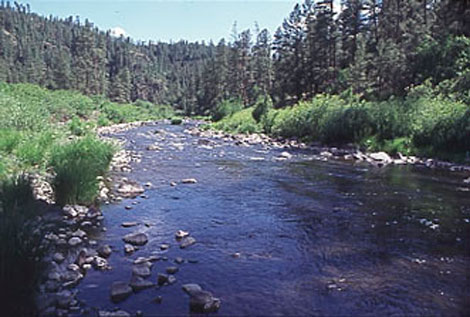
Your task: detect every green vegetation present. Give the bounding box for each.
[0,175,47,316]
[212,88,470,161]
[0,82,173,180]
[49,136,115,206]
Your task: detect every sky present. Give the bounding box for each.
[23,0,308,43]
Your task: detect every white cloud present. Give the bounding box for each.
[110,26,127,38]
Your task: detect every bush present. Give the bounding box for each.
[0,130,22,154]
[252,95,273,123]
[68,117,88,136]
[0,175,47,316]
[171,117,183,125]
[49,136,115,206]
[212,99,243,122]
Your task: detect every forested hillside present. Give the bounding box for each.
[1,0,469,112]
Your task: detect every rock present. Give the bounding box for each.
[76,249,88,267]
[124,205,133,210]
[180,237,196,249]
[280,151,293,159]
[148,255,161,262]
[181,178,197,184]
[124,244,135,254]
[175,230,189,239]
[45,280,60,292]
[121,221,139,228]
[157,273,169,285]
[48,271,61,281]
[160,243,170,250]
[72,229,87,239]
[369,151,392,163]
[98,310,131,317]
[130,275,155,291]
[189,290,221,313]
[132,264,151,277]
[80,221,93,229]
[86,207,101,220]
[134,257,150,265]
[153,296,163,304]
[62,271,83,288]
[117,182,145,198]
[68,237,82,247]
[170,181,177,187]
[231,252,241,258]
[55,290,73,309]
[174,257,184,264]
[182,284,203,296]
[123,232,148,246]
[63,205,78,217]
[68,264,80,271]
[93,256,110,270]
[146,145,161,151]
[166,266,179,274]
[97,245,112,258]
[53,252,65,263]
[136,310,143,317]
[110,282,133,303]
[167,275,177,284]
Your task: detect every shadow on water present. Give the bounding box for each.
[76,123,470,316]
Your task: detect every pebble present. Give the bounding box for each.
[68,237,82,247]
[110,281,133,303]
[53,252,65,263]
[124,244,135,254]
[175,230,190,239]
[97,245,112,258]
[181,178,198,184]
[121,222,139,228]
[160,243,170,250]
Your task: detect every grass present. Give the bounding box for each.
[0,175,48,316]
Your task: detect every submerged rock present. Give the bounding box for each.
[97,245,112,258]
[98,310,131,317]
[130,275,155,291]
[175,230,190,239]
[166,266,179,274]
[180,236,196,249]
[132,264,151,277]
[122,221,139,228]
[123,233,148,246]
[110,282,132,303]
[53,252,65,263]
[124,244,135,254]
[181,178,198,184]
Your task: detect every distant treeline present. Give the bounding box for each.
[0,0,469,114]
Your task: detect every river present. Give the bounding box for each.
[76,122,470,316]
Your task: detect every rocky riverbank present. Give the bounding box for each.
[35,120,221,316]
[189,125,470,178]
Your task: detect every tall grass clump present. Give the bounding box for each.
[49,136,115,206]
[0,175,47,316]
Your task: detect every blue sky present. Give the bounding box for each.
[24,0,307,43]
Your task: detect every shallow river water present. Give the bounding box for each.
[77,122,470,316]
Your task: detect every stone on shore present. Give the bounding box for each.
[175,230,189,239]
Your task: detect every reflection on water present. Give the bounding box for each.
[76,123,470,316]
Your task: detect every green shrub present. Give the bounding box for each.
[49,136,115,206]
[212,99,243,122]
[0,175,47,316]
[68,117,88,136]
[15,130,56,167]
[0,130,22,154]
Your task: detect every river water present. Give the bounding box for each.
[77,122,470,316]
